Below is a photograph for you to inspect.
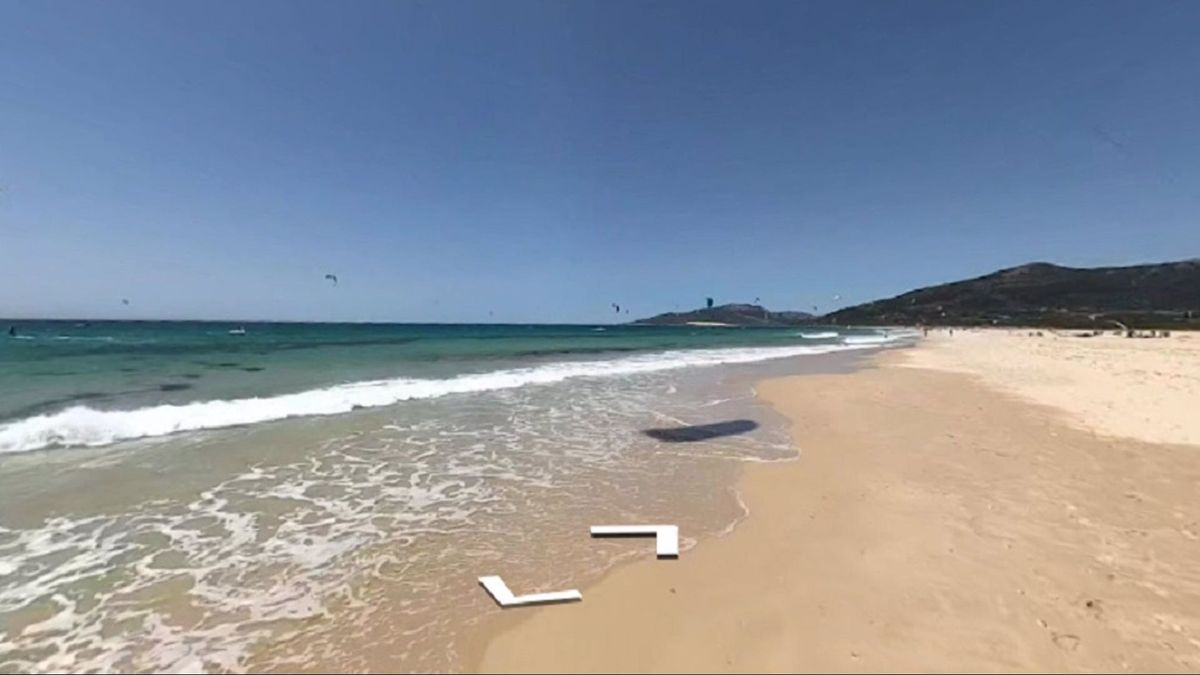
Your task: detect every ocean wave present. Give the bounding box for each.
[0,342,892,454]
[798,331,838,339]
[842,334,895,345]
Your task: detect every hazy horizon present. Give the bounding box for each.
[1,256,1194,323]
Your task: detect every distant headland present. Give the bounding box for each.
[633,260,1200,329]
[633,304,815,327]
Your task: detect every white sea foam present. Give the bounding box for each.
[843,333,905,345]
[0,341,896,454]
[0,443,496,673]
[798,331,838,339]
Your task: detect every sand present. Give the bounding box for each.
[473,334,1200,672]
[902,330,1200,446]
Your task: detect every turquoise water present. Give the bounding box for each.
[0,320,909,672]
[0,321,889,453]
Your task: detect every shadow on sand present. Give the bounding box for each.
[640,419,759,443]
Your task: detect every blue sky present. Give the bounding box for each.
[2,0,1198,323]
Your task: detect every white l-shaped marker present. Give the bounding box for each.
[590,524,679,558]
[478,575,582,608]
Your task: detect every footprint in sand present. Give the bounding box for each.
[1052,632,1081,651]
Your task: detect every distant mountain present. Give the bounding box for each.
[824,260,1200,328]
[634,304,816,327]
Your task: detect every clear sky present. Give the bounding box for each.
[1,0,1198,323]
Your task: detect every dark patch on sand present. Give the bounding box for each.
[642,419,759,443]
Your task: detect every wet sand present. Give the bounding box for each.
[473,335,1200,672]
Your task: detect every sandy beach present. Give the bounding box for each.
[473,331,1200,672]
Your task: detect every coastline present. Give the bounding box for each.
[0,324,887,672]
[470,333,1200,672]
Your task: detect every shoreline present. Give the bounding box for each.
[452,347,875,671]
[470,334,1200,672]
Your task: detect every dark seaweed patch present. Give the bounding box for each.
[193,361,243,369]
[514,346,642,358]
[642,419,759,443]
[2,392,112,421]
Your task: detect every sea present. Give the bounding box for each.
[0,321,911,672]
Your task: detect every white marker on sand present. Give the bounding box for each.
[590,524,680,558]
[478,575,582,608]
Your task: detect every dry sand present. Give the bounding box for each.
[473,333,1200,672]
[902,330,1200,446]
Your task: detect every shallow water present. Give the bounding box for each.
[0,323,910,672]
[0,322,892,448]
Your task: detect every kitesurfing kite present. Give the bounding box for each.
[122,298,130,306]
[324,274,339,286]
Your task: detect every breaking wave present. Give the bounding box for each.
[0,342,895,454]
